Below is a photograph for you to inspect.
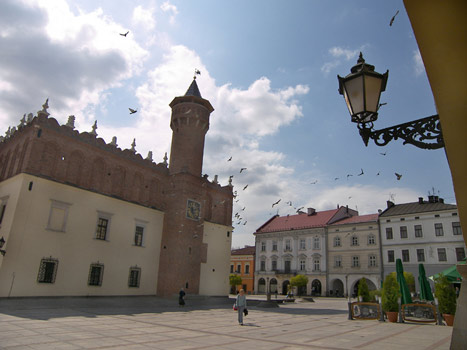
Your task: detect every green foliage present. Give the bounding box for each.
[390,271,415,293]
[229,274,242,288]
[434,274,457,315]
[290,274,308,288]
[357,278,370,302]
[382,274,401,312]
[369,289,382,302]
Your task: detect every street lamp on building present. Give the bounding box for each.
[338,53,444,149]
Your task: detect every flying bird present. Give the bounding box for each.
[243,184,248,190]
[241,207,246,211]
[286,201,292,206]
[380,151,387,156]
[272,199,281,208]
[129,108,137,114]
[347,174,353,179]
[243,221,247,225]
[376,172,381,176]
[240,168,247,173]
[227,156,232,161]
[378,102,387,110]
[120,31,129,37]
[296,206,304,213]
[389,10,399,26]
[195,68,201,76]
[310,180,318,184]
[334,177,339,181]
[358,168,364,176]
[395,172,402,180]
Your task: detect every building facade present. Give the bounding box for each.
[380,196,465,290]
[327,214,381,297]
[254,206,357,296]
[230,245,255,294]
[0,79,233,298]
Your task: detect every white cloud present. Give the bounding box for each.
[413,49,425,76]
[132,5,156,31]
[329,47,360,60]
[160,1,178,24]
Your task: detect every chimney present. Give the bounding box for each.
[418,197,424,204]
[428,195,435,203]
[378,209,382,214]
[439,198,444,203]
[307,208,316,216]
[387,200,395,208]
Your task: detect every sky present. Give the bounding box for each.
[0,0,456,249]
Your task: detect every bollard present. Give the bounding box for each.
[348,297,353,320]
[398,297,404,323]
[434,297,444,326]
[378,296,385,322]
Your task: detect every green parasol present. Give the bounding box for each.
[429,259,465,283]
[396,259,413,304]
[418,263,434,301]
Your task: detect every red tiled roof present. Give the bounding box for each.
[330,213,379,225]
[255,209,341,234]
[231,246,256,255]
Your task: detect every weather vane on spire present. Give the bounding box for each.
[194,68,201,79]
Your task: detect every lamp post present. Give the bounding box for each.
[338,53,444,149]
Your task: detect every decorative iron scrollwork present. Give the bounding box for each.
[357,115,444,149]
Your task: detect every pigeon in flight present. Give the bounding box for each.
[310,180,318,184]
[358,169,364,176]
[195,69,201,76]
[272,199,281,208]
[347,174,353,179]
[120,31,129,37]
[129,108,137,114]
[389,10,399,26]
[334,177,339,181]
[243,184,248,190]
[227,156,232,161]
[395,173,402,180]
[380,151,387,156]
[286,201,292,206]
[240,168,247,173]
[296,206,304,213]
[376,172,381,176]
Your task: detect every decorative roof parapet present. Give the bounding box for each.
[37,98,50,118]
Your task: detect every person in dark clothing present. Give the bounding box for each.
[179,288,186,306]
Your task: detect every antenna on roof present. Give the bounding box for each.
[194,68,201,79]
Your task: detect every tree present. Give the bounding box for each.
[229,274,242,293]
[382,274,401,312]
[390,271,415,293]
[434,274,457,315]
[357,278,370,302]
[290,274,309,296]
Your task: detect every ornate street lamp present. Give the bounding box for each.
[338,53,444,149]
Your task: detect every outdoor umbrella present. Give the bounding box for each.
[429,259,466,283]
[396,258,413,305]
[418,263,434,301]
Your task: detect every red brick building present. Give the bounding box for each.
[0,79,234,297]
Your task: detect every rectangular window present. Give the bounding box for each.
[285,239,291,251]
[300,239,306,250]
[438,248,447,262]
[260,260,265,271]
[236,264,241,273]
[369,255,377,267]
[351,236,359,246]
[313,237,320,250]
[230,265,234,273]
[386,227,393,240]
[456,247,466,262]
[134,226,144,246]
[388,250,394,263]
[452,222,462,235]
[417,249,425,262]
[400,226,408,239]
[245,265,250,274]
[334,236,341,247]
[368,234,375,245]
[334,256,342,267]
[435,223,444,236]
[37,258,58,283]
[313,259,320,271]
[88,263,104,286]
[414,225,423,238]
[285,260,291,273]
[272,241,277,251]
[96,218,109,240]
[402,249,410,262]
[300,260,306,271]
[46,200,71,232]
[272,260,277,271]
[128,267,141,288]
[261,241,266,252]
[352,256,359,267]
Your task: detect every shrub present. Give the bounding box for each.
[369,289,382,302]
[382,274,401,312]
[390,271,415,293]
[357,278,370,302]
[434,274,456,315]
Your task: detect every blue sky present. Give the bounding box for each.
[0,0,455,248]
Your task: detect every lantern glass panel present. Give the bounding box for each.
[364,75,383,113]
[343,75,364,116]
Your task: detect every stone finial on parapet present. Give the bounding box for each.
[66,115,75,129]
[146,151,153,161]
[130,138,136,153]
[228,175,233,186]
[19,114,27,127]
[27,113,34,123]
[163,152,168,166]
[213,175,218,184]
[90,121,98,136]
[110,136,117,147]
[37,98,50,118]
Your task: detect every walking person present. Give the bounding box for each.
[235,289,247,325]
[179,288,186,307]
